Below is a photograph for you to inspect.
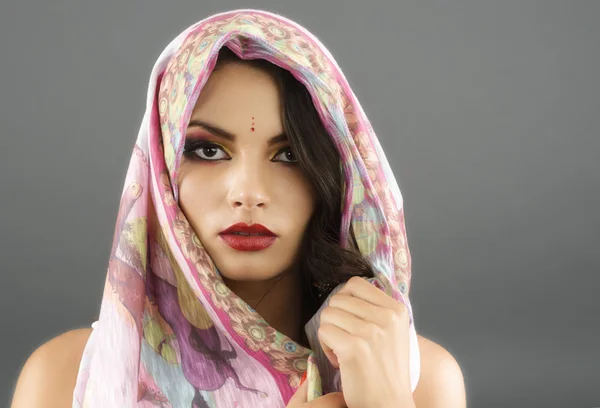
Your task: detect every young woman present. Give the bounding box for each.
[11,9,465,408]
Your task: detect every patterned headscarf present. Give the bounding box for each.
[73,9,420,407]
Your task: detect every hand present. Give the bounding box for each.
[286,377,347,407]
[317,277,414,408]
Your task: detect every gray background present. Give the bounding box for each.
[1,0,599,407]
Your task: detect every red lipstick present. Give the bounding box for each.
[219,223,277,252]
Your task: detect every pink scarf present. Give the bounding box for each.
[73,9,420,407]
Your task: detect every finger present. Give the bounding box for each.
[317,323,353,368]
[337,277,400,310]
[287,377,309,405]
[287,379,347,408]
[320,303,379,338]
[328,293,389,327]
[306,392,347,408]
[319,336,339,369]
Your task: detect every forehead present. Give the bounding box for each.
[197,63,279,109]
[189,62,284,140]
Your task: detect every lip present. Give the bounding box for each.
[219,223,277,252]
[219,223,276,236]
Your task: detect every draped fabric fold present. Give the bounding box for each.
[73,9,420,408]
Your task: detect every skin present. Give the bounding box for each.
[177,61,315,342]
[11,329,465,407]
[11,62,466,408]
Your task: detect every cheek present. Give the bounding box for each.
[275,168,316,228]
[177,167,220,230]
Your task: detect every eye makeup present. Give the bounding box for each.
[183,137,232,161]
[183,125,297,164]
[270,146,298,163]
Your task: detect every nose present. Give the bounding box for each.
[226,159,271,210]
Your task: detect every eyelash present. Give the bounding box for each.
[182,140,298,164]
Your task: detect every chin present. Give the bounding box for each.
[208,240,297,282]
[215,259,289,282]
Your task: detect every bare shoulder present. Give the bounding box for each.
[413,334,466,408]
[10,329,462,407]
[11,328,93,408]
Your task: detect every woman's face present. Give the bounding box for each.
[178,61,316,283]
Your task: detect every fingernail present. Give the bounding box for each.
[299,371,307,386]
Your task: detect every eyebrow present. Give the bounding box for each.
[187,120,288,146]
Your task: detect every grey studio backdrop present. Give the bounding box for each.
[1,1,599,407]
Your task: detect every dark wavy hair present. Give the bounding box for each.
[214,47,375,325]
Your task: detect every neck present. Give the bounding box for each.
[223,269,306,344]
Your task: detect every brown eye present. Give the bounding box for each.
[197,146,223,159]
[183,141,230,161]
[272,147,298,163]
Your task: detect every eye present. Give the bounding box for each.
[272,147,298,163]
[183,140,230,161]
